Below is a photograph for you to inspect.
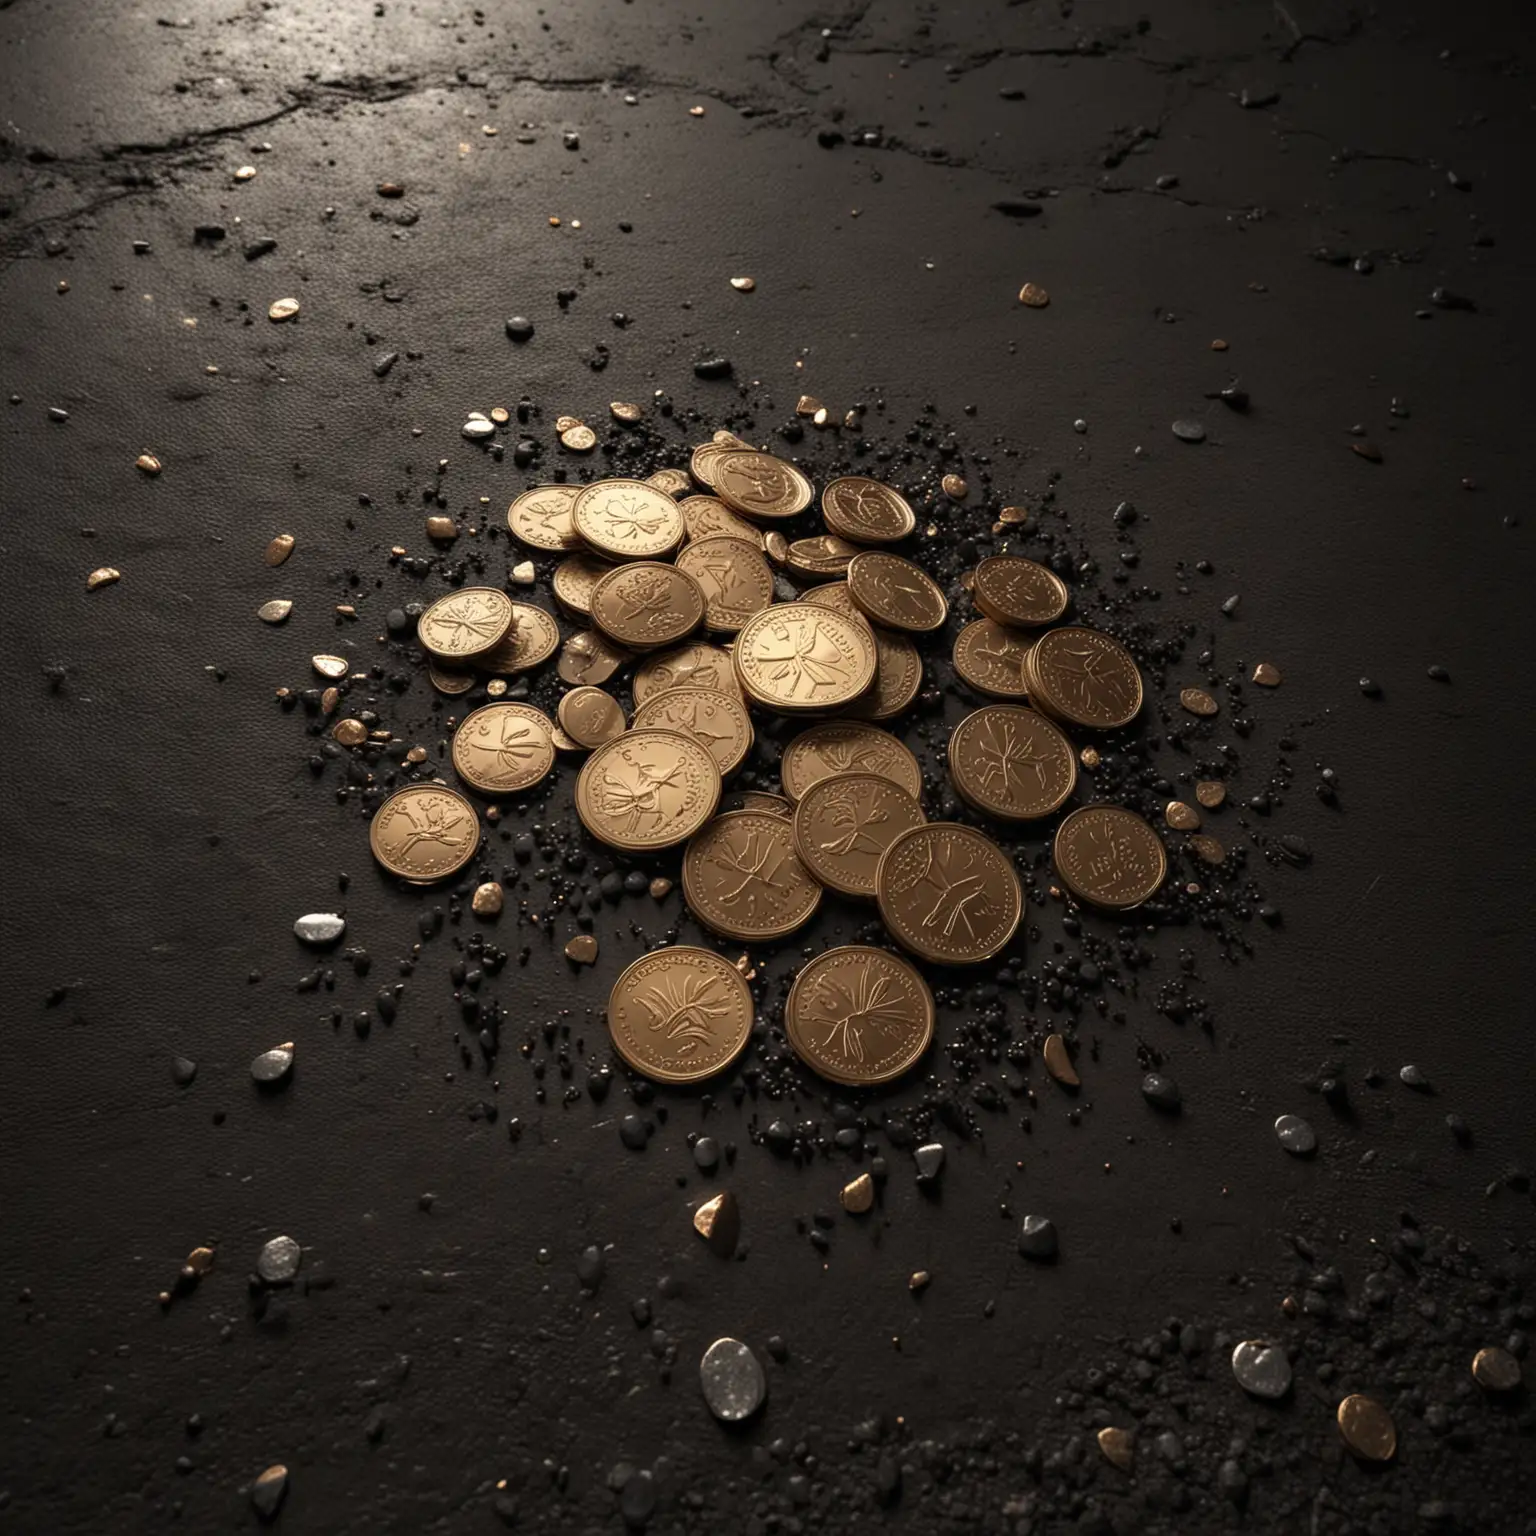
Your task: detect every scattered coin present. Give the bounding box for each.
[1017,282,1050,308]
[257,599,293,624]
[972,555,1070,627]
[332,718,367,747]
[561,423,597,452]
[948,705,1075,821]
[551,552,610,616]
[576,728,720,850]
[1042,1033,1079,1086]
[251,1043,295,1084]
[780,721,922,802]
[676,536,775,632]
[1165,800,1201,831]
[369,783,480,880]
[293,913,345,945]
[952,618,1033,699]
[1052,805,1167,911]
[1471,1346,1521,1392]
[1097,1428,1133,1472]
[428,661,475,695]
[693,1191,740,1256]
[688,441,733,490]
[1180,686,1219,717]
[877,822,1022,966]
[1336,1394,1396,1462]
[792,772,926,897]
[1017,1214,1058,1260]
[1026,627,1143,730]
[86,566,121,590]
[841,1173,875,1214]
[683,810,821,941]
[679,495,763,547]
[572,479,684,560]
[1252,661,1282,687]
[632,641,741,703]
[1274,1113,1317,1155]
[558,687,626,748]
[785,945,935,1086]
[565,933,599,964]
[508,485,583,551]
[590,561,705,650]
[633,685,754,778]
[452,703,555,794]
[606,946,752,1082]
[475,603,560,674]
[847,551,948,633]
[821,476,917,543]
[700,1338,767,1423]
[554,415,582,434]
[646,467,693,497]
[843,624,923,721]
[1231,1340,1293,1399]
[782,534,858,581]
[264,533,296,566]
[417,588,514,661]
[268,297,300,322]
[733,602,876,713]
[1195,780,1227,809]
[311,654,349,679]
[610,400,643,423]
[713,449,814,520]
[256,1234,302,1283]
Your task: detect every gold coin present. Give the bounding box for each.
[550,723,582,751]
[953,617,1033,699]
[1164,800,1201,831]
[572,479,684,561]
[676,536,775,632]
[713,450,814,520]
[417,588,514,660]
[1027,626,1143,730]
[780,721,922,802]
[551,552,610,616]
[370,783,480,881]
[785,945,935,1086]
[557,629,633,686]
[589,561,705,651]
[847,551,948,633]
[451,703,556,794]
[843,625,922,721]
[474,603,560,673]
[1195,780,1226,809]
[1018,281,1050,308]
[633,641,742,704]
[802,580,859,617]
[679,496,763,547]
[633,685,754,777]
[428,661,475,695]
[557,686,625,748]
[561,424,597,452]
[1052,805,1167,910]
[1336,1395,1396,1462]
[785,534,861,581]
[688,441,734,490]
[972,555,1070,627]
[733,602,876,713]
[876,823,1022,966]
[682,810,821,941]
[508,485,583,552]
[606,946,753,1083]
[1179,686,1219,717]
[821,476,916,544]
[576,728,720,851]
[792,773,926,897]
[555,415,582,434]
[948,706,1076,821]
[764,531,789,566]
[730,790,793,817]
[646,467,693,497]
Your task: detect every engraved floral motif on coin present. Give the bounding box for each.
[647,466,693,497]
[679,496,763,547]
[953,618,1034,699]
[576,728,720,851]
[972,555,1069,627]
[1027,626,1143,729]
[847,551,948,633]
[370,784,480,881]
[633,685,754,777]
[876,823,1022,966]
[733,602,875,711]
[1052,804,1167,910]
[683,810,821,941]
[507,485,583,552]
[590,561,704,650]
[712,450,814,520]
[633,641,741,704]
[475,603,560,674]
[572,479,684,560]
[793,773,925,897]
[551,552,609,617]
[451,703,556,793]
[785,946,935,1086]
[780,722,922,802]
[606,947,753,1083]
[676,536,774,632]
[949,705,1076,822]
[417,588,514,660]
[821,477,917,544]
[785,535,861,580]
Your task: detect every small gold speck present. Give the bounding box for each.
[257,599,293,624]
[610,401,642,423]
[268,297,300,322]
[86,566,121,591]
[472,881,504,917]
[796,395,823,417]
[1018,281,1050,308]
[730,276,755,292]
[332,718,367,747]
[1079,747,1101,770]
[1252,661,1282,687]
[561,424,597,452]
[135,453,162,475]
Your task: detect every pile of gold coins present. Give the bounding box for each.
[366,429,1173,1093]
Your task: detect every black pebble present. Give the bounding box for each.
[619,1115,649,1151]
[1018,1215,1059,1261]
[693,356,732,380]
[172,1057,198,1086]
[505,316,534,341]
[1141,1072,1182,1112]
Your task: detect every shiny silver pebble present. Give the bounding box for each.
[293,913,345,945]
[250,1045,294,1084]
[700,1337,766,1422]
[1231,1339,1292,1399]
[1274,1113,1316,1155]
[256,1234,303,1284]
[462,418,496,441]
[1171,419,1206,443]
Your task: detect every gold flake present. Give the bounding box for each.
[730,276,756,292]
[841,1174,874,1214]
[86,567,121,591]
[565,934,599,964]
[268,297,300,322]
[135,453,162,475]
[472,881,504,916]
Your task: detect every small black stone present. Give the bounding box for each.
[619,1115,649,1151]
[1018,1214,1058,1261]
[505,316,534,341]
[576,1244,605,1289]
[172,1056,198,1086]
[693,355,732,380]
[1140,1072,1182,1112]
[693,1136,720,1172]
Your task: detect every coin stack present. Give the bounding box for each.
[366,422,1173,1093]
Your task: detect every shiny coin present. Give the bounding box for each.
[1018,281,1050,308]
[1180,686,1219,717]
[428,661,475,695]
[780,722,922,802]
[561,423,597,452]
[688,442,733,489]
[508,485,583,551]
[558,629,633,686]
[843,625,922,721]
[633,641,741,703]
[679,496,763,547]
[332,718,366,747]
[821,476,916,543]
[683,810,821,941]
[1195,780,1227,809]
[417,587,514,661]
[268,297,300,322]
[475,603,560,674]
[572,479,684,561]
[369,783,480,880]
[949,706,1076,821]
[1165,800,1201,831]
[848,551,948,633]
[311,654,349,679]
[713,449,814,520]
[647,466,693,497]
[733,602,876,713]
[785,945,935,1086]
[731,790,793,818]
[265,533,295,566]
[576,728,720,851]
[590,561,705,651]
[1231,1340,1293,1400]
[86,566,121,590]
[551,552,609,616]
[876,823,1022,966]
[700,1338,767,1422]
[972,555,1070,627]
[557,687,626,748]
[633,686,754,778]
[676,536,775,632]
[1026,626,1143,730]
[802,580,859,617]
[451,703,556,794]
[607,946,752,1083]
[785,534,861,580]
[1052,805,1166,910]
[257,599,292,624]
[610,400,642,423]
[1471,1346,1522,1392]
[952,618,1034,699]
[1336,1395,1396,1462]
[792,773,926,897]
[941,473,968,501]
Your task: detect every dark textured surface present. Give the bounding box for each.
[2,3,1534,1532]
